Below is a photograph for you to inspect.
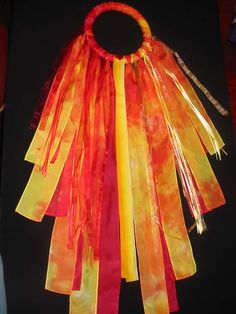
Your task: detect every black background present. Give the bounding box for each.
[1,0,236,313]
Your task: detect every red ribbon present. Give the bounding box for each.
[97,65,121,314]
[160,230,179,312]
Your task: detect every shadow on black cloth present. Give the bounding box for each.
[1,1,236,313]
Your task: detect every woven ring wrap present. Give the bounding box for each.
[84,1,152,63]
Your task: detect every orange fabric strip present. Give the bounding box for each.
[148,51,225,211]
[46,216,79,294]
[141,57,197,279]
[126,63,170,313]
[25,36,86,165]
[151,40,225,156]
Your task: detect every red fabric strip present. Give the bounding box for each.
[30,34,83,129]
[97,64,121,314]
[72,232,83,290]
[160,230,179,313]
[45,134,76,217]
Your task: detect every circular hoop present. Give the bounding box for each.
[84,2,152,62]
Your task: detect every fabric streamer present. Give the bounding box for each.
[15,2,227,313]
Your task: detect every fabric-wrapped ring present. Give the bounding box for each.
[84,1,152,63]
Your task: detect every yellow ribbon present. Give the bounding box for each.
[69,245,99,314]
[113,58,138,282]
[15,119,76,221]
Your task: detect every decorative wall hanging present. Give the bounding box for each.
[15,2,227,313]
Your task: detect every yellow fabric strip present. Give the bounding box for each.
[25,90,61,165]
[142,57,196,279]
[163,66,225,157]
[69,245,99,314]
[174,122,225,210]
[153,132,197,279]
[152,44,225,157]
[129,125,170,314]
[145,54,225,212]
[45,216,78,294]
[113,58,138,282]
[154,55,225,210]
[15,118,76,222]
[25,36,85,165]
